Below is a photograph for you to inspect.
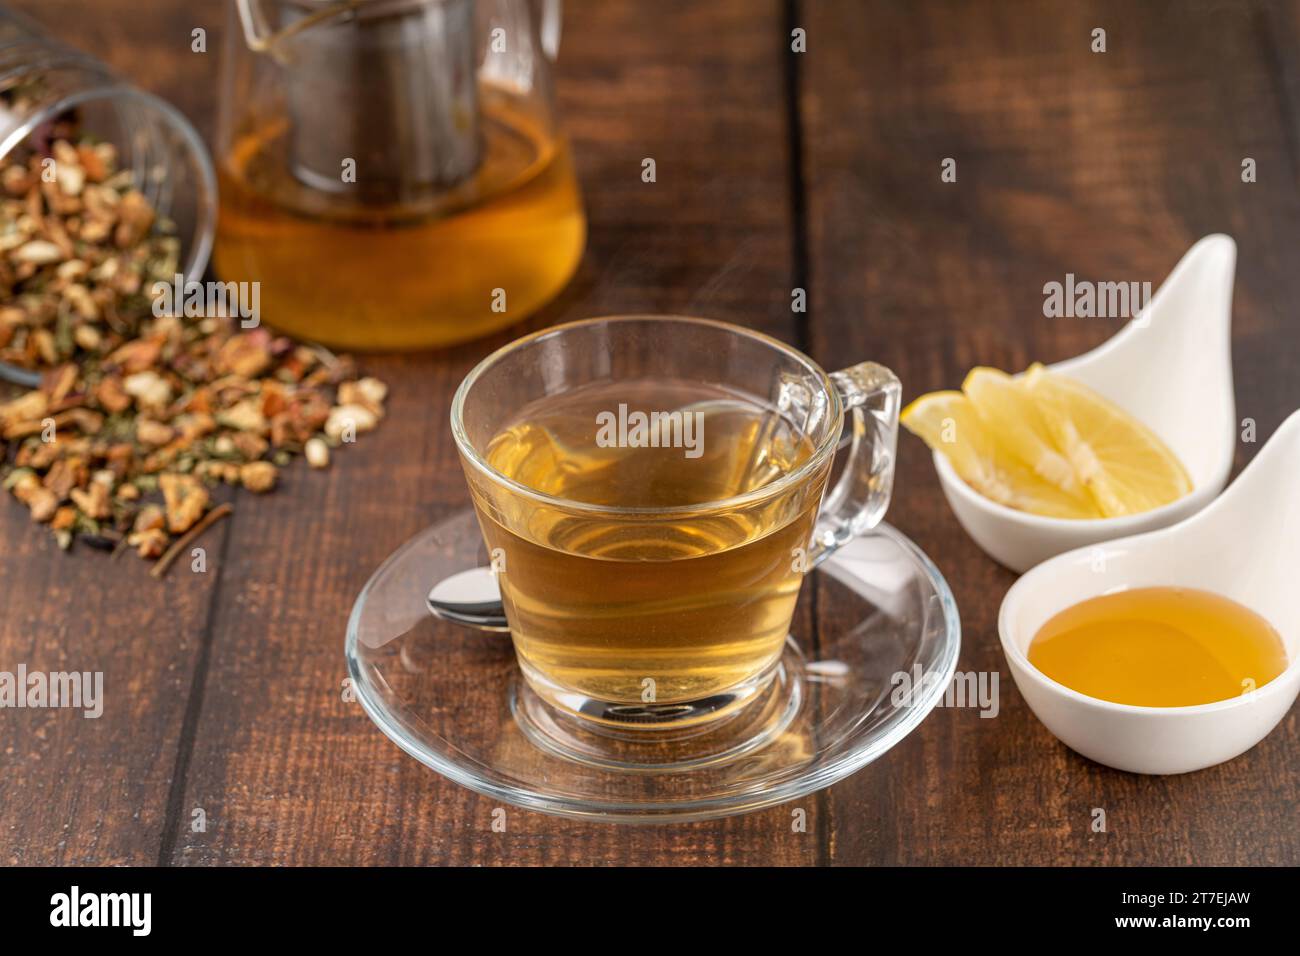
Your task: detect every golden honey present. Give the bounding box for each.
[1028,587,1288,707]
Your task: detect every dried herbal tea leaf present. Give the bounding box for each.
[0,133,388,569]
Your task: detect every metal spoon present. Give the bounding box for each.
[426,567,509,631]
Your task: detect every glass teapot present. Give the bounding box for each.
[215,0,585,350]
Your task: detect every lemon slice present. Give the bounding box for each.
[961,367,1088,500]
[1021,364,1191,517]
[902,365,1191,520]
[900,391,1102,519]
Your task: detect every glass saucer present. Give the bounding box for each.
[345,509,961,823]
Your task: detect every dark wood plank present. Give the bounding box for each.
[799,0,1300,864]
[7,0,1299,867]
[0,0,230,867]
[9,0,227,135]
[0,537,223,865]
[160,0,814,865]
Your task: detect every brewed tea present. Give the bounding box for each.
[470,378,828,709]
[215,88,585,350]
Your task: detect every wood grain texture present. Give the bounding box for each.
[139,0,805,865]
[0,0,1295,866]
[799,0,1300,864]
[0,2,231,866]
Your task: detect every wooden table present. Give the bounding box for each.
[3,0,1297,866]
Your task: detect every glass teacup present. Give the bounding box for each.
[452,316,900,730]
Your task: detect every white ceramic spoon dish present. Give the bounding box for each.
[998,410,1300,775]
[934,234,1238,572]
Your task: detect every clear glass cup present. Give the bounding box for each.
[451,316,902,730]
[215,0,585,350]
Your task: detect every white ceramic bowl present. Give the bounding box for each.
[934,234,1238,572]
[998,411,1300,774]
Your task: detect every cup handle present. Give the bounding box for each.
[806,362,901,568]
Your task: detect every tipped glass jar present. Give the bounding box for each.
[0,7,216,388]
[215,0,586,351]
[0,9,216,281]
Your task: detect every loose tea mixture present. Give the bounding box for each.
[0,137,387,573]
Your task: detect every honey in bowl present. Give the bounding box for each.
[1028,587,1288,707]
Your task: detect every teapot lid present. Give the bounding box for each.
[236,0,437,55]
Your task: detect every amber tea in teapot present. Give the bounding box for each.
[214,0,585,350]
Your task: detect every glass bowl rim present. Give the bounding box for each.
[0,81,216,282]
